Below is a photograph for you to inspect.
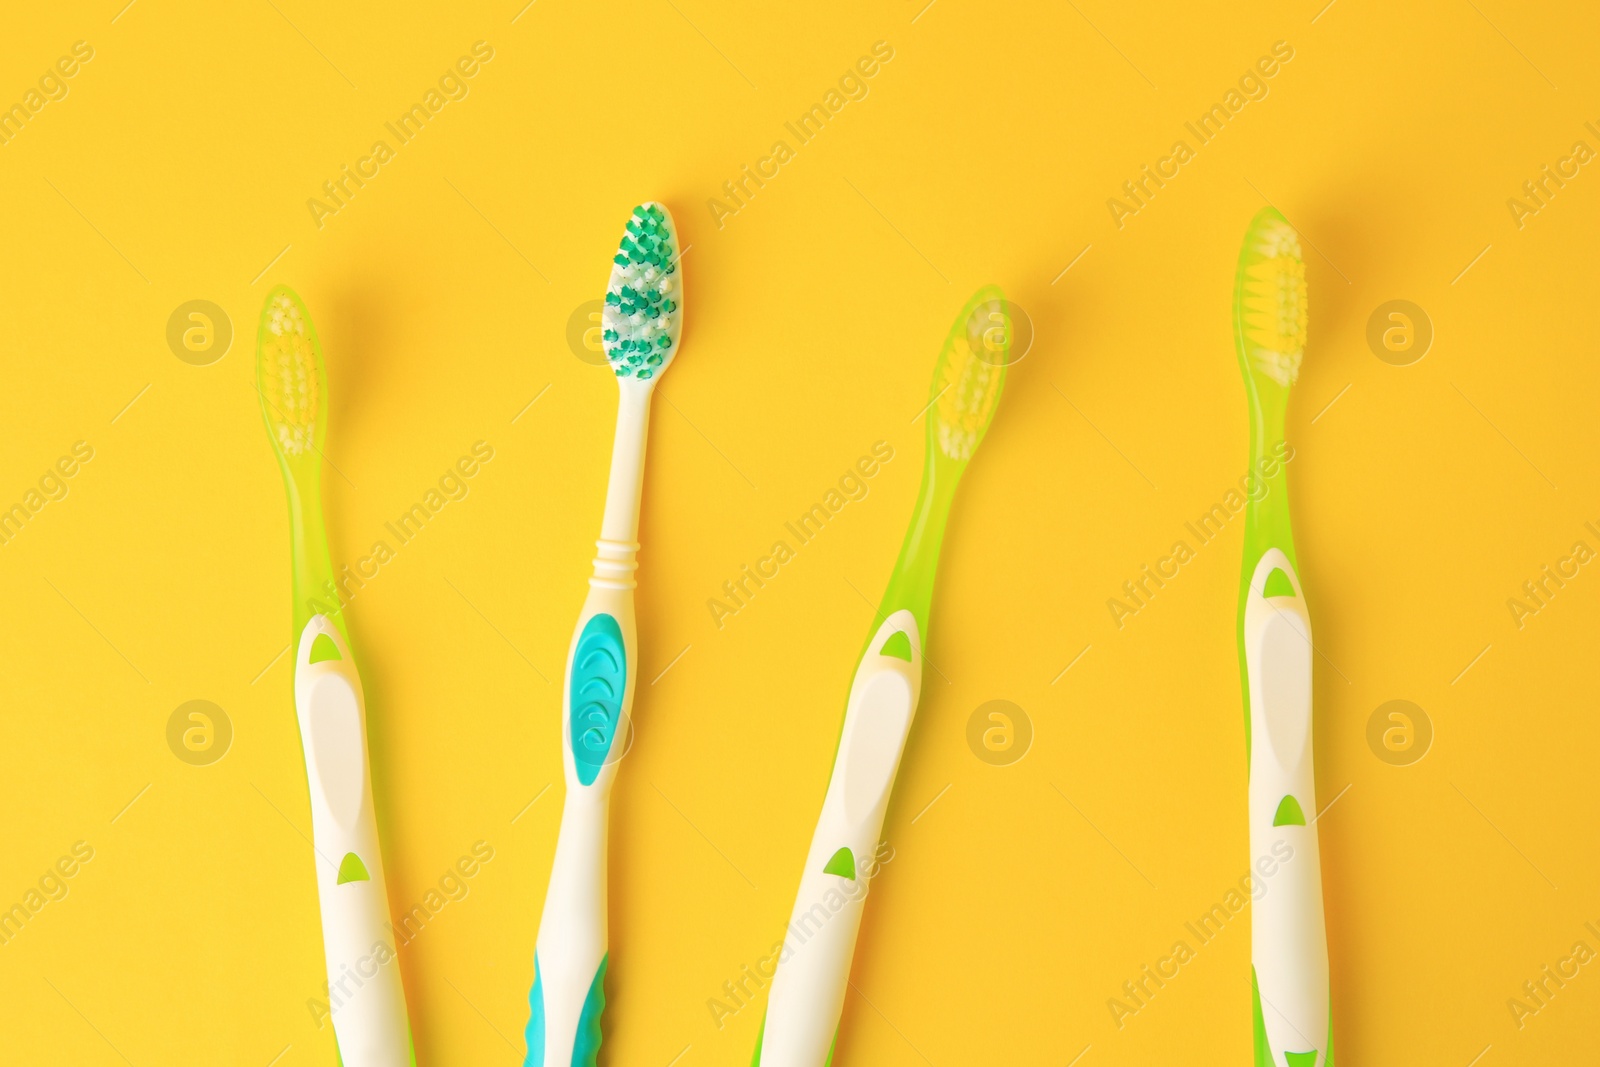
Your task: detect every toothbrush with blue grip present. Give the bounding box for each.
[525,203,683,1067]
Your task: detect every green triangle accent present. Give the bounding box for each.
[1263,567,1295,599]
[1252,968,1272,1067]
[1273,795,1307,827]
[336,852,370,884]
[822,847,856,879]
[1252,966,1333,1067]
[309,633,343,663]
[880,630,912,662]
[751,1010,834,1067]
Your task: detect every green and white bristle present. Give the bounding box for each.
[1236,209,1306,389]
[602,202,681,381]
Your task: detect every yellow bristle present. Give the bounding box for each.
[259,292,320,457]
[934,299,1007,462]
[1239,219,1306,387]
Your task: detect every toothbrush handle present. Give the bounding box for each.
[1243,553,1331,1067]
[294,618,414,1067]
[309,815,413,1067]
[756,615,921,1067]
[527,577,636,1067]
[529,787,612,1067]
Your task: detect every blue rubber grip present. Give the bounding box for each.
[525,958,544,1067]
[573,957,607,1067]
[569,613,626,785]
[524,953,607,1067]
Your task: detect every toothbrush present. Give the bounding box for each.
[256,286,415,1066]
[1233,208,1332,1067]
[524,202,683,1067]
[752,288,1011,1067]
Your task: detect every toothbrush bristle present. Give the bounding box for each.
[932,290,1009,462]
[602,202,681,382]
[258,289,321,457]
[1238,211,1306,387]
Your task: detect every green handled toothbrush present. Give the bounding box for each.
[1234,208,1332,1067]
[752,287,1011,1067]
[257,286,415,1066]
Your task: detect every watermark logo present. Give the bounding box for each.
[1366,300,1431,366]
[1106,41,1294,229]
[0,841,94,947]
[306,442,496,620]
[707,442,895,630]
[588,712,635,770]
[707,41,896,230]
[0,440,94,549]
[705,840,894,1031]
[966,700,1032,766]
[310,840,496,1028]
[0,40,95,149]
[166,300,233,366]
[1108,841,1294,1029]
[1506,921,1600,1031]
[973,301,1034,367]
[1507,126,1600,231]
[566,299,609,366]
[166,700,232,766]
[1106,443,1294,629]
[308,42,496,230]
[1507,530,1597,629]
[1365,700,1431,766]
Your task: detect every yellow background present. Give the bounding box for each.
[2,0,1598,1063]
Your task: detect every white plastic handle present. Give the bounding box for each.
[1243,551,1330,1067]
[530,382,651,1065]
[532,583,635,1063]
[757,611,922,1067]
[293,616,412,1066]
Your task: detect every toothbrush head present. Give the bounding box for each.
[931,286,1010,463]
[256,285,326,462]
[602,202,682,384]
[1235,207,1306,390]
